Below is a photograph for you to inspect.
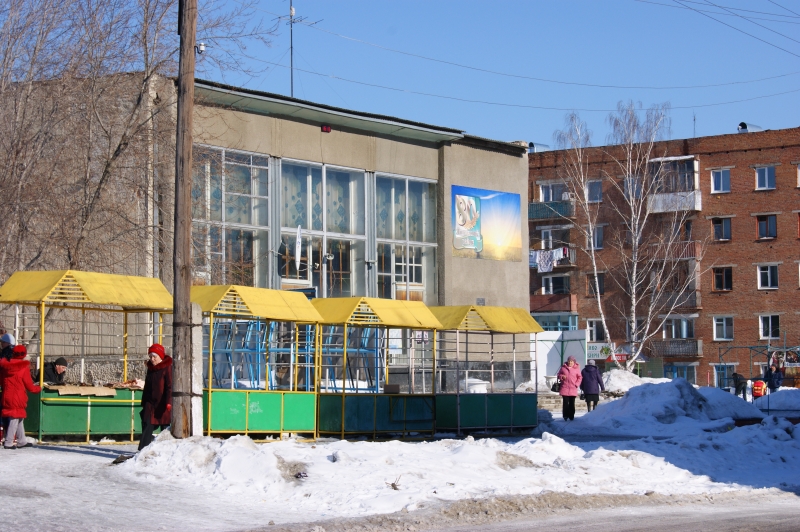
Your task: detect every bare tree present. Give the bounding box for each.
[553,101,708,370]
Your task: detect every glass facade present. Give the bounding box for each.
[193,146,438,302]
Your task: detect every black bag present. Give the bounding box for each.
[580,393,585,400]
[551,381,561,393]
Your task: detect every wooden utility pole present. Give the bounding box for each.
[171,0,197,438]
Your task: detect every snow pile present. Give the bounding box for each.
[602,369,671,393]
[124,432,284,494]
[554,379,763,439]
[754,388,800,410]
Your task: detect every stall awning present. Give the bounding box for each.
[311,297,442,329]
[0,270,173,311]
[191,285,322,323]
[429,306,544,334]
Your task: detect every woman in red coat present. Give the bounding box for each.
[556,355,582,421]
[138,344,173,450]
[0,345,41,448]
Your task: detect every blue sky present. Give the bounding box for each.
[202,0,800,146]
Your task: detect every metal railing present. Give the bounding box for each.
[650,339,702,357]
[529,201,574,220]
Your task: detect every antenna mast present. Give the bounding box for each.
[290,0,294,97]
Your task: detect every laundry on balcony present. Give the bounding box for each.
[529,247,568,272]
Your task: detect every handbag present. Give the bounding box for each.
[580,393,585,400]
[551,381,561,393]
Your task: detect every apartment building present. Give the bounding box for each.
[528,124,800,386]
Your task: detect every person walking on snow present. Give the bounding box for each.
[556,356,582,421]
[731,372,748,400]
[580,359,605,412]
[0,345,41,449]
[763,364,783,394]
[138,344,172,451]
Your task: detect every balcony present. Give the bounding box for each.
[529,201,575,220]
[530,293,577,313]
[647,190,702,213]
[529,247,578,269]
[649,339,703,358]
[649,240,701,261]
[654,291,700,309]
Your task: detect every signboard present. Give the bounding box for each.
[451,185,521,261]
[606,354,628,362]
[587,342,613,360]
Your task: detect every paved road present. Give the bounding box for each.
[437,493,800,532]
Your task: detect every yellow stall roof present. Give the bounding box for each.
[0,270,173,310]
[429,306,543,334]
[312,297,442,329]
[191,285,322,323]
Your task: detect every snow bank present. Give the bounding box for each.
[754,388,800,410]
[554,379,763,439]
[602,368,671,393]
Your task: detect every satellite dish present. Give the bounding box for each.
[295,226,302,272]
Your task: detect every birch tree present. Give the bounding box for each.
[553,101,708,370]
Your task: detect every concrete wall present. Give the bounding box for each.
[439,142,529,308]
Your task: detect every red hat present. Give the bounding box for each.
[148,344,166,358]
[12,344,26,358]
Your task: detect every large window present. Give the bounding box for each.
[714,317,734,341]
[663,318,694,339]
[541,182,568,202]
[760,315,780,339]
[192,147,270,286]
[711,169,730,193]
[756,166,776,190]
[279,161,367,297]
[664,364,696,384]
[758,265,778,289]
[542,274,570,295]
[376,175,437,304]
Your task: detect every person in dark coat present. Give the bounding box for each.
[138,344,172,451]
[763,364,783,393]
[0,345,41,448]
[731,372,748,400]
[580,359,605,412]
[43,357,68,385]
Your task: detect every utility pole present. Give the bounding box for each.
[172,0,197,439]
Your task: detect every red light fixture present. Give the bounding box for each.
[321,125,331,133]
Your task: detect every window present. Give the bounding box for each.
[587,319,606,342]
[758,265,778,289]
[533,314,577,331]
[623,176,642,199]
[627,318,645,342]
[192,147,270,287]
[664,364,696,384]
[713,267,732,291]
[541,183,568,202]
[587,181,603,203]
[757,215,777,239]
[714,317,734,340]
[756,166,776,190]
[588,226,604,250]
[540,228,570,250]
[542,275,570,295]
[712,218,731,241]
[760,315,780,339]
[588,273,605,296]
[714,364,735,388]
[663,318,694,339]
[711,169,730,193]
[376,175,437,304]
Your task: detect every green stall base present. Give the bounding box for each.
[25,389,143,439]
[317,394,435,438]
[435,393,538,432]
[203,390,316,435]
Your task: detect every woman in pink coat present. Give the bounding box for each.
[556,356,582,421]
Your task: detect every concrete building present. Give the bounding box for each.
[528,124,800,386]
[191,80,530,309]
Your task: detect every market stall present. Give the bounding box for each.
[312,297,442,439]
[429,305,543,435]
[0,270,172,442]
[192,285,323,439]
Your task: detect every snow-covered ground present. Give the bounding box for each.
[602,368,671,392]
[753,388,800,411]
[3,377,799,531]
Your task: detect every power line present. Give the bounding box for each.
[671,0,800,59]
[765,0,800,18]
[230,0,800,91]
[635,0,800,24]
[698,0,800,46]
[258,59,800,113]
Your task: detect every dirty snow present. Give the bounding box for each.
[602,368,671,393]
[754,388,800,410]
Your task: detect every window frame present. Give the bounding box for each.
[542,274,571,295]
[712,217,731,241]
[587,319,606,342]
[757,264,779,290]
[755,166,776,191]
[756,214,777,240]
[713,316,734,341]
[587,226,604,250]
[711,168,731,194]
[587,273,605,296]
[759,315,780,340]
[587,180,603,203]
[712,267,733,292]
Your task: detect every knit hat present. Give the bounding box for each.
[54,357,68,367]
[11,344,26,358]
[587,359,596,366]
[567,355,577,363]
[148,343,166,359]
[0,333,15,345]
